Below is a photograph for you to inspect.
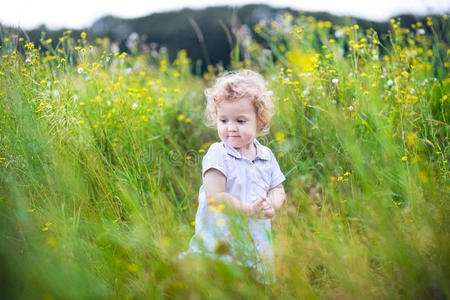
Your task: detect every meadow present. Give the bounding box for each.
[0,14,449,299]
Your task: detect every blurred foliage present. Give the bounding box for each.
[1,4,447,73]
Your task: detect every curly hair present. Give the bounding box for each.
[204,70,274,135]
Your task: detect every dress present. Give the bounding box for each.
[183,139,285,280]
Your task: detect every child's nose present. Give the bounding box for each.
[228,122,238,131]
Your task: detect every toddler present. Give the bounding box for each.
[184,70,286,282]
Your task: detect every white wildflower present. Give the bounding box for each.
[418,29,425,35]
[126,32,139,52]
[387,79,393,86]
[332,78,339,84]
[348,105,354,111]
[335,29,344,38]
[77,67,83,74]
[52,90,60,97]
[106,100,111,106]
[131,102,138,110]
[409,88,415,94]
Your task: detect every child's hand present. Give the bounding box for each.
[260,199,275,219]
[245,198,265,218]
[245,197,275,219]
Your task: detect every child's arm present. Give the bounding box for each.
[267,183,286,211]
[204,168,263,217]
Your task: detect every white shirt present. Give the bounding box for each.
[184,139,285,276]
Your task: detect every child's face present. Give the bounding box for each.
[216,97,259,151]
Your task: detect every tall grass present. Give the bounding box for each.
[0,15,448,299]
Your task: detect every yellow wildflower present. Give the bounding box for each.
[216,219,226,226]
[407,132,417,147]
[127,264,138,273]
[46,237,57,247]
[275,132,285,141]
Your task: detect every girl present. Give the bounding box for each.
[184,70,286,283]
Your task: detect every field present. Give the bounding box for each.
[0,14,449,299]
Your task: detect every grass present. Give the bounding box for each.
[0,14,449,299]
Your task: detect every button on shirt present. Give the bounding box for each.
[186,139,285,271]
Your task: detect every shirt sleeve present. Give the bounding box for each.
[269,150,285,188]
[202,143,227,178]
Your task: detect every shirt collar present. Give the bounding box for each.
[222,139,270,161]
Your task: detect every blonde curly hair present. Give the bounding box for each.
[204,70,274,135]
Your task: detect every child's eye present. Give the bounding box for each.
[237,119,245,124]
[220,119,227,124]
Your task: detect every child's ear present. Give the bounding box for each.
[257,119,265,132]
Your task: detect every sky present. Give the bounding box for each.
[1,0,448,30]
